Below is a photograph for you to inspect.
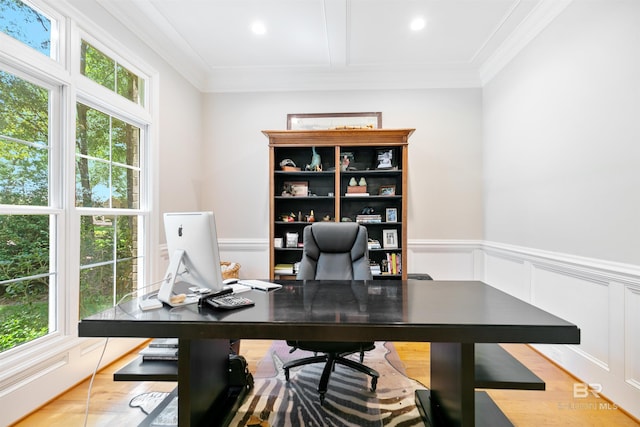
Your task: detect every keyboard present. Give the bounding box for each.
[204,294,255,310]
[237,279,282,291]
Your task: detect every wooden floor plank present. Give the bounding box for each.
[11,341,639,426]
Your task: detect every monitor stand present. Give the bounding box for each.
[158,249,199,307]
[157,250,231,307]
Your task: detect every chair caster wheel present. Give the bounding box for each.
[284,369,290,381]
[371,377,378,392]
[319,393,326,405]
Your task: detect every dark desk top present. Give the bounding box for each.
[79,280,580,344]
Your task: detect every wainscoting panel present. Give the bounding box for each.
[626,285,640,389]
[156,238,640,421]
[482,242,640,421]
[532,266,610,369]
[484,249,529,301]
[407,240,481,280]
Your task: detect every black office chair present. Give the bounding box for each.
[283,222,379,404]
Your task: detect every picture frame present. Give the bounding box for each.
[287,112,382,130]
[379,185,396,196]
[376,149,395,169]
[285,232,299,248]
[382,229,398,249]
[385,208,398,223]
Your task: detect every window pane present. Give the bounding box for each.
[0,0,52,57]
[80,41,114,91]
[0,70,49,206]
[75,158,109,208]
[76,104,141,209]
[76,105,109,160]
[112,165,139,209]
[0,138,49,205]
[111,117,139,167]
[116,63,145,107]
[80,40,145,106]
[0,214,53,352]
[79,263,113,319]
[79,214,139,318]
[80,215,114,266]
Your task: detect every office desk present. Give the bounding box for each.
[79,280,580,426]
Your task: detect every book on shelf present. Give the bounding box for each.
[274,263,294,274]
[345,193,370,197]
[367,239,381,249]
[357,214,382,223]
[385,252,401,275]
[370,262,381,275]
[148,338,178,348]
[139,346,179,361]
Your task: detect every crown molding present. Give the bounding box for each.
[204,63,482,93]
[96,0,209,91]
[479,0,573,85]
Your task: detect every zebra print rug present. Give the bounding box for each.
[229,341,424,427]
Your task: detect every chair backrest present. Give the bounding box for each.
[296,222,373,280]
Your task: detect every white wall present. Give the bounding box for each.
[483,0,640,265]
[483,0,640,419]
[201,89,483,277]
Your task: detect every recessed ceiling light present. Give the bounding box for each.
[251,21,266,35]
[410,16,426,32]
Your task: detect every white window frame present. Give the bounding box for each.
[0,0,158,384]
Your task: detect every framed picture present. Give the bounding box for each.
[283,181,308,197]
[285,232,299,248]
[287,112,382,130]
[376,149,395,169]
[385,208,398,223]
[382,229,398,249]
[379,185,396,196]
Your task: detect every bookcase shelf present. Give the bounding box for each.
[264,128,414,279]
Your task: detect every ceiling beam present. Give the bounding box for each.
[323,0,348,67]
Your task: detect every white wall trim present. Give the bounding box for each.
[483,241,640,287]
[479,0,573,85]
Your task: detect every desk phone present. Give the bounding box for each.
[204,293,255,310]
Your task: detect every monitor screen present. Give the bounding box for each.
[158,212,224,305]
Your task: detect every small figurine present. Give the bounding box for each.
[282,182,293,196]
[305,147,322,171]
[341,155,350,171]
[358,177,367,186]
[349,177,357,186]
[280,158,297,170]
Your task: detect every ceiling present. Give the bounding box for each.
[95,0,571,93]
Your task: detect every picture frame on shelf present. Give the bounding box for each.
[376,149,395,169]
[379,185,396,196]
[385,208,398,223]
[285,232,299,248]
[287,112,382,130]
[382,229,398,249]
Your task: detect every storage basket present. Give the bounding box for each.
[221,261,240,280]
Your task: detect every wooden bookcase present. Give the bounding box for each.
[263,129,414,280]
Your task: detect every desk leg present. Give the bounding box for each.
[430,342,475,427]
[178,339,229,426]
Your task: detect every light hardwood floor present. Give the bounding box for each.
[12,341,639,426]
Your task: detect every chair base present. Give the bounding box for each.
[283,352,379,404]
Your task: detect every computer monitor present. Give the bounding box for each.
[158,211,224,306]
